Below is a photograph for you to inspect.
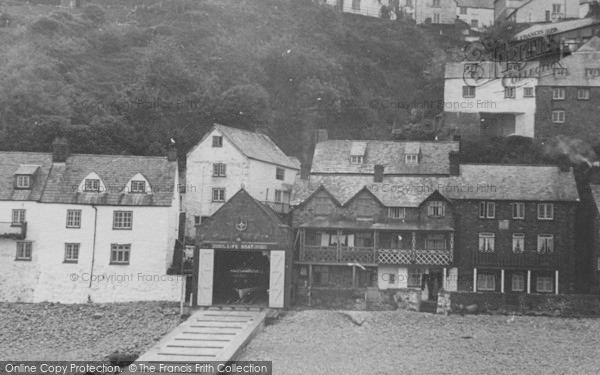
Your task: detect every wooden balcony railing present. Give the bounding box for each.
[262,201,292,214]
[301,245,377,264]
[378,248,453,266]
[473,251,561,268]
[0,222,26,240]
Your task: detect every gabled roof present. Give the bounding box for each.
[311,140,459,175]
[0,151,177,206]
[454,0,494,9]
[575,35,600,52]
[15,164,41,175]
[197,124,300,170]
[513,18,600,42]
[292,164,579,207]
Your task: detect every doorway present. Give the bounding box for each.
[213,250,270,306]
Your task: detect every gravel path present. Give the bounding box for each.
[0,302,182,361]
[239,310,600,375]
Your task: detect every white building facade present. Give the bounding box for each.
[495,0,581,24]
[0,141,181,303]
[185,124,300,236]
[455,0,495,30]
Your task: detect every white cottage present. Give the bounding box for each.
[184,124,300,236]
[0,138,181,303]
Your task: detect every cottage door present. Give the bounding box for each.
[269,251,285,308]
[197,249,214,306]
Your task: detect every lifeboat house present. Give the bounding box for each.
[193,189,293,309]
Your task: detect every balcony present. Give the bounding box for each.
[0,222,26,240]
[378,249,453,266]
[473,251,561,268]
[301,245,377,265]
[262,201,292,214]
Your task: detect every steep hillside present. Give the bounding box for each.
[0,0,460,164]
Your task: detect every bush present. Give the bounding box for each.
[81,4,106,25]
[30,16,61,34]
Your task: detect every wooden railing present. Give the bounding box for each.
[0,222,26,240]
[378,248,453,265]
[473,251,561,267]
[301,245,377,264]
[262,201,292,214]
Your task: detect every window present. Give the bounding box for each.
[554,68,568,76]
[274,190,283,203]
[66,209,82,228]
[312,265,329,285]
[315,197,333,215]
[459,6,467,14]
[537,203,554,220]
[212,136,223,147]
[350,155,363,164]
[405,154,419,165]
[433,13,440,23]
[462,85,476,98]
[276,167,285,180]
[12,209,25,226]
[352,0,360,10]
[479,233,495,252]
[16,242,32,260]
[194,215,201,225]
[388,207,406,219]
[110,244,130,264]
[577,88,590,100]
[356,198,372,217]
[471,19,478,28]
[479,202,495,219]
[428,201,444,217]
[408,269,422,287]
[64,243,80,263]
[426,234,446,250]
[512,233,525,253]
[512,273,525,292]
[212,163,226,177]
[432,0,440,7]
[16,175,31,189]
[504,87,516,98]
[552,110,565,123]
[84,179,100,192]
[130,180,146,193]
[552,87,565,100]
[212,188,226,202]
[512,202,525,219]
[524,87,534,97]
[477,273,496,291]
[536,275,553,293]
[356,232,374,247]
[552,4,561,13]
[113,211,133,230]
[537,234,554,253]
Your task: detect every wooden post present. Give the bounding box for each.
[443,267,447,290]
[308,264,313,307]
[500,269,505,293]
[473,267,477,292]
[527,270,531,294]
[336,229,343,262]
[352,265,356,289]
[373,231,379,264]
[555,270,559,294]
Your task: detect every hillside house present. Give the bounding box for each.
[455,0,495,30]
[0,138,181,303]
[184,124,300,236]
[494,0,581,24]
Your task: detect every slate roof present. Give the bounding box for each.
[292,164,579,207]
[0,152,177,206]
[538,36,600,86]
[311,140,460,175]
[213,124,300,170]
[454,0,494,9]
[590,185,600,214]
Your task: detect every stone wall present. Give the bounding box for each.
[437,290,600,316]
[294,286,421,311]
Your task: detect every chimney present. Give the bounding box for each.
[374,164,384,183]
[557,154,571,172]
[167,145,177,162]
[449,151,460,176]
[314,129,328,144]
[589,166,600,185]
[453,134,462,152]
[52,137,70,163]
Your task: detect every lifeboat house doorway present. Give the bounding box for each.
[193,189,293,309]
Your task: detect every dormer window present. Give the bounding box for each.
[16,175,31,189]
[428,201,445,217]
[350,155,364,164]
[131,180,146,193]
[85,179,101,192]
[350,141,367,164]
[405,154,419,165]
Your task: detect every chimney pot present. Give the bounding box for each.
[374,164,384,183]
[52,137,70,163]
[449,151,460,176]
[314,129,328,144]
[167,145,177,162]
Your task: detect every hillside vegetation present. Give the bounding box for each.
[0,0,460,164]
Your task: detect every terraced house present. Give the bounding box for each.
[291,133,579,301]
[0,138,181,303]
